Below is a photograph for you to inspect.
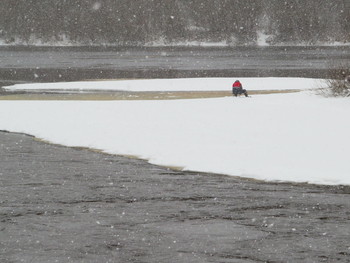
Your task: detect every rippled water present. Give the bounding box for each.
[1,46,349,83]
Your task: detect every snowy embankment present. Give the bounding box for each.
[2,78,350,186]
[5,77,318,92]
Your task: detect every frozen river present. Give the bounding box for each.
[1,46,350,262]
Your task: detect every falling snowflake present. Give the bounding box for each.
[92,2,102,11]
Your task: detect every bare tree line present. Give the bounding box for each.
[0,0,349,45]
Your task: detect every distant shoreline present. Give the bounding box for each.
[1,43,350,48]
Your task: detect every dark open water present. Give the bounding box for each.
[1,46,349,85]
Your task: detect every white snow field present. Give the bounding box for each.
[1,77,350,186]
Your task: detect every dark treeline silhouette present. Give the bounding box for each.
[0,0,349,46]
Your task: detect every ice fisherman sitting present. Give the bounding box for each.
[232,80,248,97]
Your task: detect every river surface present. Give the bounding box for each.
[1,46,349,84]
[1,131,350,263]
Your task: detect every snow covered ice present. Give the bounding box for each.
[2,77,350,186]
[6,77,319,92]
